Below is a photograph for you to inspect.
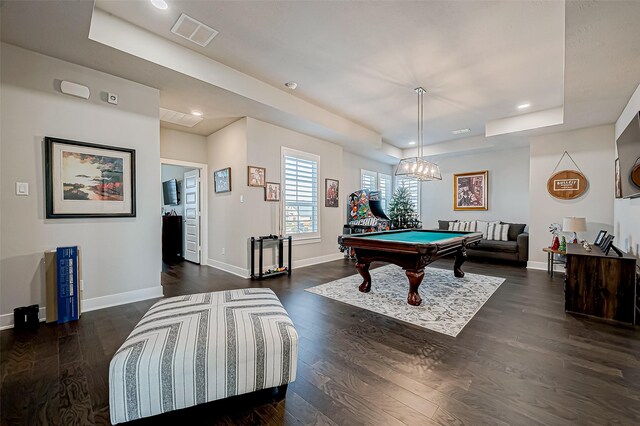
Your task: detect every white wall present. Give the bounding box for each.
[0,44,162,326]
[207,117,355,276]
[160,128,207,163]
[246,118,344,266]
[614,83,640,259]
[207,118,249,277]
[421,147,530,229]
[528,125,615,264]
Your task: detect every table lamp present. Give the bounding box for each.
[563,217,586,243]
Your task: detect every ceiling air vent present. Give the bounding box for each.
[170,13,218,47]
[160,108,203,128]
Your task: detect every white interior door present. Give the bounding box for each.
[183,169,200,264]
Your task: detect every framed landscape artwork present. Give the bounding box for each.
[214,167,232,193]
[264,182,280,201]
[453,170,488,211]
[44,137,136,218]
[325,178,339,207]
[248,166,266,187]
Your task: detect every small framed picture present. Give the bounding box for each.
[248,166,266,187]
[325,178,339,207]
[214,167,231,193]
[264,182,280,201]
[600,234,614,254]
[593,230,607,246]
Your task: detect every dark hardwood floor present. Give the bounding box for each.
[1,257,639,425]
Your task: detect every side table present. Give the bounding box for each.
[542,247,566,277]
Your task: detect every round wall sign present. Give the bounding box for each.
[547,170,588,200]
[631,162,640,188]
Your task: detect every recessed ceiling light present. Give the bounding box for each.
[408,141,416,145]
[517,103,531,110]
[452,128,471,135]
[191,111,202,117]
[284,81,298,90]
[150,0,168,10]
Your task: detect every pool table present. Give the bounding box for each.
[338,229,482,306]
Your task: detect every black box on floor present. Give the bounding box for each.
[14,304,39,329]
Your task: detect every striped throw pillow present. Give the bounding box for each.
[476,220,490,239]
[486,222,509,241]
[449,220,477,232]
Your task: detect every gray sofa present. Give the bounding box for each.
[438,220,529,264]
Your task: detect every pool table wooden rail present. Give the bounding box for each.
[338,230,482,256]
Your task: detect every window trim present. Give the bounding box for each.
[360,169,392,214]
[394,176,421,218]
[281,146,321,241]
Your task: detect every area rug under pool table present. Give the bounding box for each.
[305,264,505,337]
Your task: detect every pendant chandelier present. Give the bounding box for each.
[395,87,442,181]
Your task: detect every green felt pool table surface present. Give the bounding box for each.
[350,230,472,244]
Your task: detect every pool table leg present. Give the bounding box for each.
[406,270,424,306]
[356,262,372,293]
[453,247,467,278]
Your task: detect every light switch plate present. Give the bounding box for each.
[16,182,29,195]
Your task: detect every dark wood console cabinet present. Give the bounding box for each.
[162,215,183,263]
[564,243,637,325]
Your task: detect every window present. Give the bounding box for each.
[361,169,377,192]
[395,176,420,216]
[379,173,392,212]
[360,169,392,213]
[282,147,319,239]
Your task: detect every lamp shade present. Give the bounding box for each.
[562,217,586,233]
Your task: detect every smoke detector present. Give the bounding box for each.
[284,81,298,90]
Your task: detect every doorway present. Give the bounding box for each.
[160,158,208,266]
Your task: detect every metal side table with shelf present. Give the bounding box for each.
[542,247,566,277]
[250,235,292,280]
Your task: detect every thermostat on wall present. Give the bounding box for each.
[107,92,118,105]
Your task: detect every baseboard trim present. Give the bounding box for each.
[0,285,163,330]
[81,286,164,312]
[292,252,344,269]
[207,252,345,279]
[527,261,565,273]
[207,259,250,279]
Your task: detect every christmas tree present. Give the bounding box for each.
[388,187,422,229]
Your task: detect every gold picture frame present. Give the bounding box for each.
[453,170,488,211]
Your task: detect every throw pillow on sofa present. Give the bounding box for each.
[475,220,500,239]
[439,220,457,230]
[501,222,526,241]
[449,220,478,232]
[486,222,509,241]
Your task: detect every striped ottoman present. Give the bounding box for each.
[109,288,298,424]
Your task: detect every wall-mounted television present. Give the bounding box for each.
[616,112,640,199]
[162,179,180,205]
